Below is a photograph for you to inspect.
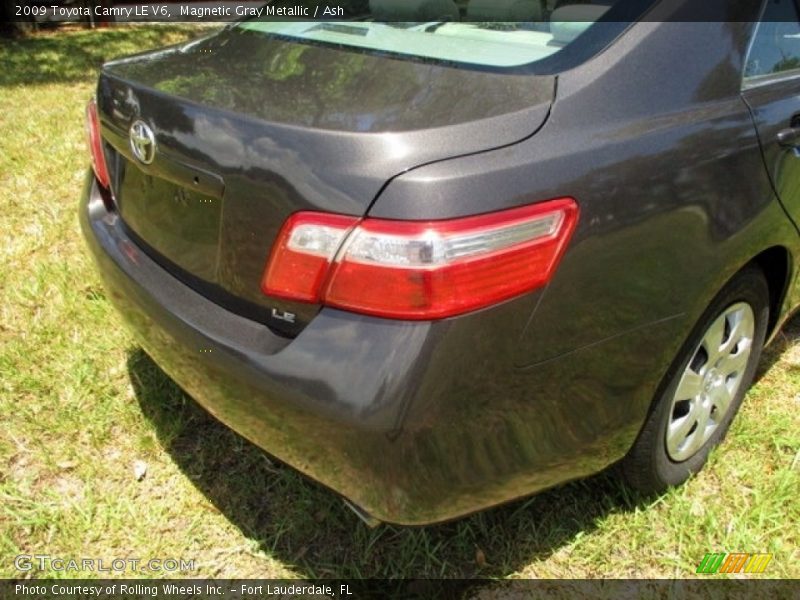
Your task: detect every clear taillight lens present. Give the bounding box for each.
[85,98,110,190]
[262,198,579,320]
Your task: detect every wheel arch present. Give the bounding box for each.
[749,245,792,340]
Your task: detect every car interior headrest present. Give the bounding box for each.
[466,0,543,22]
[549,4,610,44]
[369,0,461,21]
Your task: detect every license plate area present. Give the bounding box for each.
[118,159,223,283]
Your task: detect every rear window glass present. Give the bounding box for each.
[238,0,643,69]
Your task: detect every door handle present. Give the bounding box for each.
[777,126,800,147]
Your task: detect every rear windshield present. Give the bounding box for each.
[238,0,651,69]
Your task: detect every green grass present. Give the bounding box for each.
[1,26,799,585]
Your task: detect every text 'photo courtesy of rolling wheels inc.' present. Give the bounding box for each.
[1,0,799,599]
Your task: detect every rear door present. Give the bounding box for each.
[742,0,800,231]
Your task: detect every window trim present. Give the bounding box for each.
[743,67,800,90]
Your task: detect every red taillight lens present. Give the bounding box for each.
[85,98,110,189]
[262,198,578,320]
[261,212,359,303]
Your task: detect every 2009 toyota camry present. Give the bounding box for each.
[80,0,800,525]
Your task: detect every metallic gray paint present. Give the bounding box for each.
[81,175,689,523]
[81,2,800,524]
[96,35,554,333]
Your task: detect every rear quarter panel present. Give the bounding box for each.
[372,19,800,371]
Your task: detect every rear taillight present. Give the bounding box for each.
[262,199,579,320]
[85,98,110,189]
[262,212,359,303]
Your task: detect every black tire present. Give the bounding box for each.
[621,265,769,494]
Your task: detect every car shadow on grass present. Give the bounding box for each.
[127,348,654,580]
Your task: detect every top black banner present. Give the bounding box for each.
[1,1,789,24]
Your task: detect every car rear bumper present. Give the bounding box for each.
[80,174,685,525]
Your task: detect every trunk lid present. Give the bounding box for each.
[97,27,554,334]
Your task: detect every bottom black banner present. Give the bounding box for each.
[2,579,798,600]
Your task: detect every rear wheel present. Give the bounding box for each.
[622,266,769,494]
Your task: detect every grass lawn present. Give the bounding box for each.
[0,26,798,585]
